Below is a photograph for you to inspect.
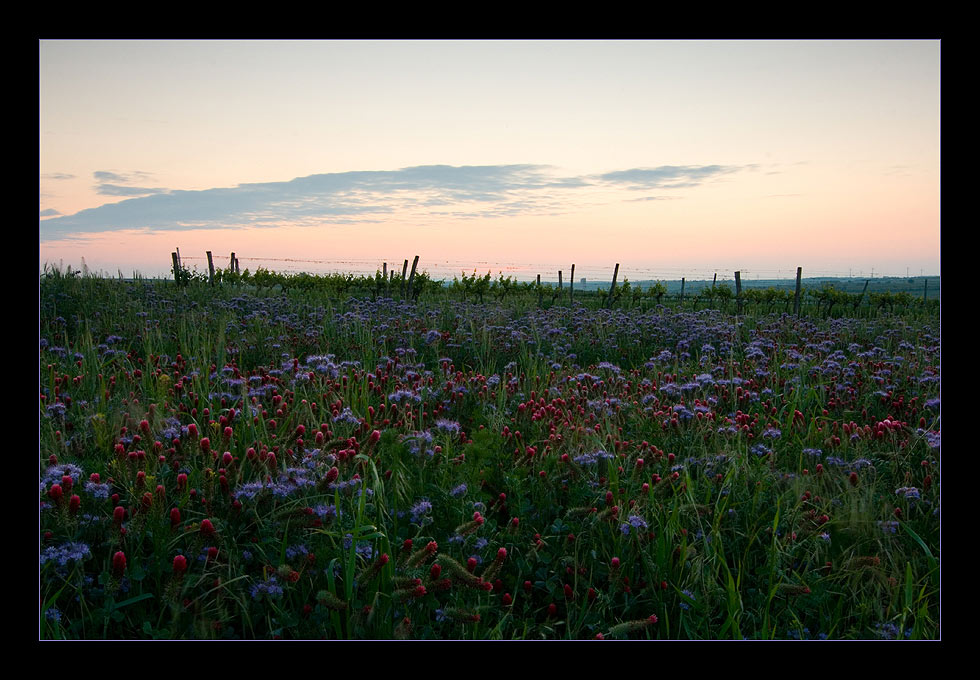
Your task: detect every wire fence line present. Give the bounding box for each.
[175,254,934,284]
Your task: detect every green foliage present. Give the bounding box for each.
[647,281,668,305]
[451,270,493,303]
[491,273,518,301]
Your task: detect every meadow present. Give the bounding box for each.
[39,267,940,640]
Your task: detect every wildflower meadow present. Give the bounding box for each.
[39,268,940,640]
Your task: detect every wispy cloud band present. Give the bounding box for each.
[596,165,748,190]
[40,163,749,239]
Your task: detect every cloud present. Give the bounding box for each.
[595,165,745,190]
[39,163,755,240]
[96,184,168,197]
[42,173,75,181]
[39,208,61,217]
[883,165,914,177]
[93,170,155,183]
[91,170,167,198]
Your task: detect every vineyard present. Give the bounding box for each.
[164,262,939,319]
[39,265,940,639]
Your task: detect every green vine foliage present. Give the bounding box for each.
[151,263,935,318]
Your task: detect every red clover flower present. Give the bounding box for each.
[112,551,127,577]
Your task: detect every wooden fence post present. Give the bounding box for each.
[401,259,409,298]
[680,278,685,305]
[735,271,742,314]
[207,251,215,285]
[794,267,802,316]
[570,264,575,303]
[713,272,717,286]
[923,278,928,303]
[607,263,619,308]
[172,252,181,284]
[407,256,419,300]
[558,270,562,291]
[857,280,870,311]
[536,274,542,306]
[383,263,388,297]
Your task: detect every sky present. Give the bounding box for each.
[39,40,941,282]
